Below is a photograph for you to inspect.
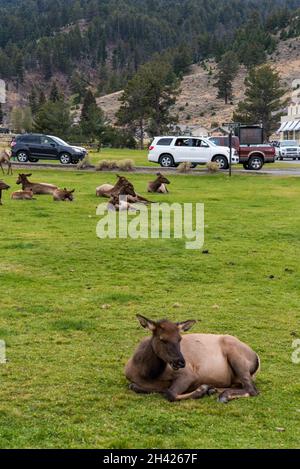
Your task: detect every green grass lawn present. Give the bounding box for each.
[0,169,299,449]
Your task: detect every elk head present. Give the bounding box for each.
[136,315,196,370]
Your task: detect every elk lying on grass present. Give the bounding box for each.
[11,189,36,200]
[125,315,260,404]
[0,149,13,175]
[147,173,170,193]
[107,194,139,212]
[53,188,75,201]
[0,180,10,205]
[96,175,151,204]
[16,173,58,195]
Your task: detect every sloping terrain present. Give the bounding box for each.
[96,36,300,129]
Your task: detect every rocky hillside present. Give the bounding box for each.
[96,35,300,130]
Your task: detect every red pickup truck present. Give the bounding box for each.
[208,135,276,171]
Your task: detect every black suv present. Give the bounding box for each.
[11,134,87,164]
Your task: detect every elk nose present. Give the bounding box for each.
[177,359,186,369]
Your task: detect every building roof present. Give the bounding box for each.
[278,120,300,132]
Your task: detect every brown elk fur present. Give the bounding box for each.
[11,189,36,200]
[16,173,58,195]
[53,188,75,201]
[125,315,260,404]
[0,179,10,205]
[0,149,13,175]
[96,175,152,204]
[147,173,170,193]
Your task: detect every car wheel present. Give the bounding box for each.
[190,163,197,168]
[248,156,264,171]
[212,155,229,170]
[29,158,39,163]
[17,151,29,163]
[159,154,174,167]
[243,162,249,170]
[60,153,71,165]
[72,159,79,165]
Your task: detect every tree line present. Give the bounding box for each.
[0,0,299,92]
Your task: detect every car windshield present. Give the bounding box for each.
[50,136,69,146]
[281,141,297,147]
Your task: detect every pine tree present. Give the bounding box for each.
[80,90,105,139]
[28,88,39,115]
[0,103,3,125]
[39,91,47,107]
[34,101,72,137]
[233,65,288,139]
[117,58,180,148]
[214,52,239,104]
[49,82,62,102]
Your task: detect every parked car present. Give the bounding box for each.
[148,136,239,169]
[275,140,300,160]
[0,127,10,134]
[208,136,275,170]
[11,134,87,164]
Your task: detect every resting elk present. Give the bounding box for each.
[96,175,151,204]
[53,188,75,201]
[0,180,10,205]
[16,173,58,195]
[125,315,260,404]
[0,149,13,175]
[147,173,170,193]
[11,189,35,200]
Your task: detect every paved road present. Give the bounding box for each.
[10,161,300,177]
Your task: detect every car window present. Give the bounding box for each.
[41,136,55,145]
[157,138,173,146]
[22,135,41,144]
[175,138,193,147]
[194,139,209,148]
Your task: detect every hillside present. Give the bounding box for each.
[1,0,300,132]
[95,35,300,129]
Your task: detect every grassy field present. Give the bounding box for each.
[0,169,299,449]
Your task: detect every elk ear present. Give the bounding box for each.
[25,173,32,177]
[136,314,157,331]
[177,320,197,332]
[70,189,75,193]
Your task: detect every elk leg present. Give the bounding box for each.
[218,363,259,403]
[0,189,2,205]
[0,162,4,174]
[166,384,216,402]
[8,162,13,176]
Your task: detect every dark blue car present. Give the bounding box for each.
[11,134,87,164]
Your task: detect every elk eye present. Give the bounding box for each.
[160,336,167,343]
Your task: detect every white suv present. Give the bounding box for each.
[148,136,239,169]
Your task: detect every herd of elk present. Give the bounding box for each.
[96,174,153,205]
[125,315,260,404]
[0,149,13,176]
[0,173,74,205]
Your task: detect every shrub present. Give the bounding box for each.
[77,154,92,170]
[96,159,135,172]
[117,159,135,171]
[177,162,192,173]
[96,160,118,171]
[206,161,219,173]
